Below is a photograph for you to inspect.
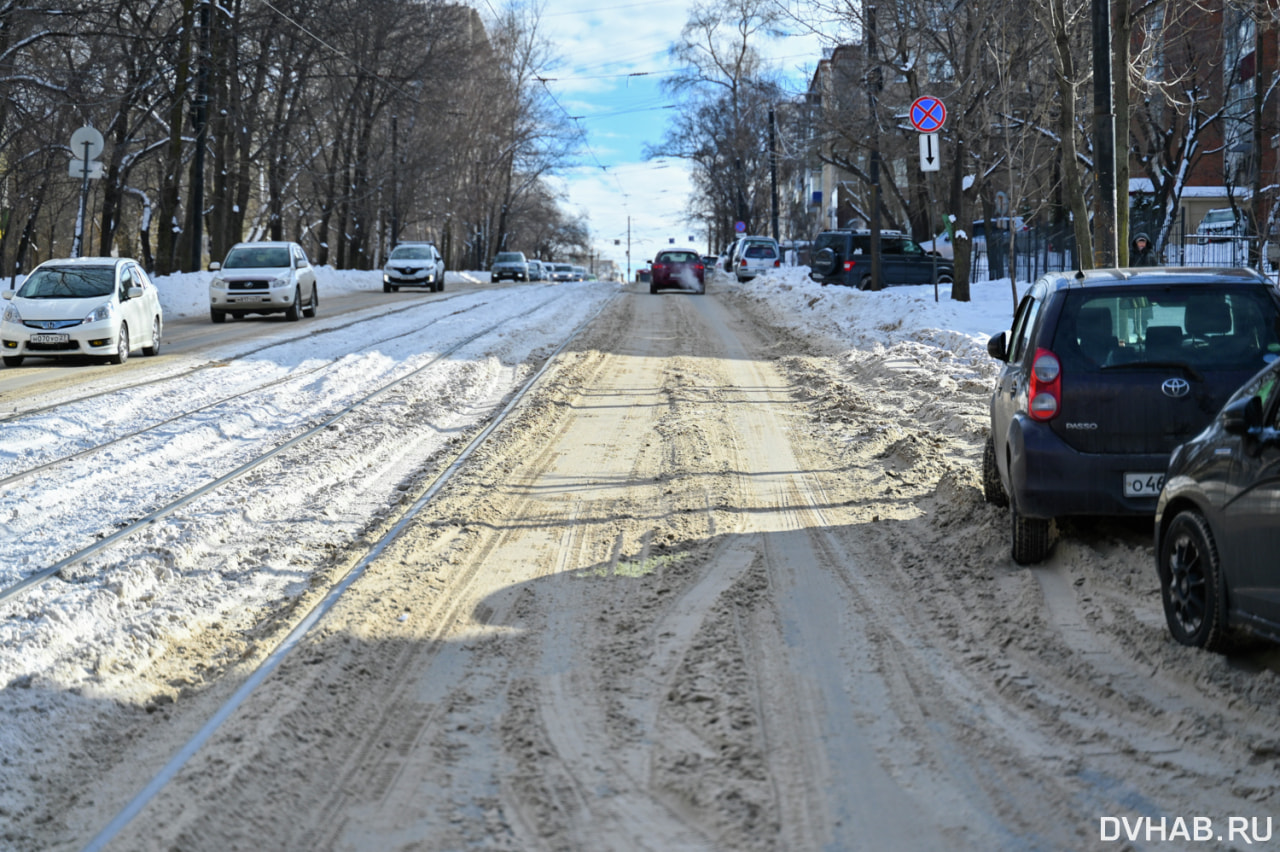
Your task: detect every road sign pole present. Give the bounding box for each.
[72,141,92,258]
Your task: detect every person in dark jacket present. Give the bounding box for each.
[1131,232,1157,266]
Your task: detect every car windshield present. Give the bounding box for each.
[390,246,433,260]
[1053,286,1280,373]
[495,253,523,263]
[657,252,698,263]
[17,266,114,299]
[1201,210,1235,226]
[224,246,290,268]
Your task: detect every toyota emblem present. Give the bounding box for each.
[1162,377,1191,398]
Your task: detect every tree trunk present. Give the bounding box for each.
[155,0,196,275]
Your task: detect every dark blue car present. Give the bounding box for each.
[983,267,1280,564]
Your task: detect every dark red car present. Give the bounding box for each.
[649,249,705,295]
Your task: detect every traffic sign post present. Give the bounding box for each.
[69,126,104,259]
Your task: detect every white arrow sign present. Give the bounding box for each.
[919,133,940,172]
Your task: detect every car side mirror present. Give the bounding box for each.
[127,286,144,300]
[1222,394,1263,435]
[987,332,1009,362]
[2,290,13,301]
[208,262,221,272]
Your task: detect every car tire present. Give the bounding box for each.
[110,323,130,365]
[3,355,23,367]
[937,273,954,286]
[1160,510,1230,652]
[858,275,874,291]
[303,285,318,318]
[982,435,1008,507]
[285,287,301,321]
[211,309,226,323]
[383,283,392,293]
[143,315,161,356]
[1010,498,1051,565]
[650,284,659,294]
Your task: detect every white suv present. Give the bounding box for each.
[210,241,318,323]
[383,242,445,292]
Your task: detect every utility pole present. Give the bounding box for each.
[769,107,779,242]
[1091,0,1117,267]
[867,3,883,290]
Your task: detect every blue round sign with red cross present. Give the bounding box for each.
[909,96,946,133]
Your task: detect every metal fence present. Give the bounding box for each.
[972,209,1275,283]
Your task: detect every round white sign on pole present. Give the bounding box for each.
[70,126,105,160]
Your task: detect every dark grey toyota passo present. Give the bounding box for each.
[982,267,1280,564]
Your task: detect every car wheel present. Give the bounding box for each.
[110,323,130,365]
[857,275,874,291]
[1161,510,1230,651]
[383,283,392,293]
[650,284,659,294]
[143,315,161,356]
[937,273,954,286]
[285,287,301,321]
[1010,498,1051,565]
[3,355,23,367]
[303,285,318,317]
[211,308,226,324]
[436,272,445,292]
[982,434,1008,506]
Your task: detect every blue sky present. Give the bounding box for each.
[521,1,826,273]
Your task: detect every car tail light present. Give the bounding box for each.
[843,260,857,271]
[773,259,781,267]
[741,258,748,266]
[695,263,704,271]
[1028,348,1061,421]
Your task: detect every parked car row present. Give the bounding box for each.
[981,266,1280,652]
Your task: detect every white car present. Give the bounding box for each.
[1,257,163,367]
[733,236,781,281]
[383,242,445,292]
[209,241,318,323]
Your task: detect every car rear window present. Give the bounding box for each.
[657,252,698,263]
[1052,286,1280,373]
[744,244,777,258]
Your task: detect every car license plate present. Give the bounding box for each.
[29,333,69,344]
[1123,472,1164,498]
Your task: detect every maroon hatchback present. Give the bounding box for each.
[649,249,705,295]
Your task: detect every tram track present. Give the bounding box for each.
[0,290,502,493]
[76,289,615,852]
[0,285,572,609]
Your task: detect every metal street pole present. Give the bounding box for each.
[867,3,882,290]
[1091,0,1117,268]
[769,107,779,242]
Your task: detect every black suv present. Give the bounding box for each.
[983,267,1280,564]
[808,229,953,289]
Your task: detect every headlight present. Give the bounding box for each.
[84,301,114,324]
[1,303,21,324]
[211,276,227,289]
[271,275,292,289]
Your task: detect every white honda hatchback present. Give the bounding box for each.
[1,257,163,367]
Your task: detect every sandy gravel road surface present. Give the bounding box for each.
[8,278,1280,851]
